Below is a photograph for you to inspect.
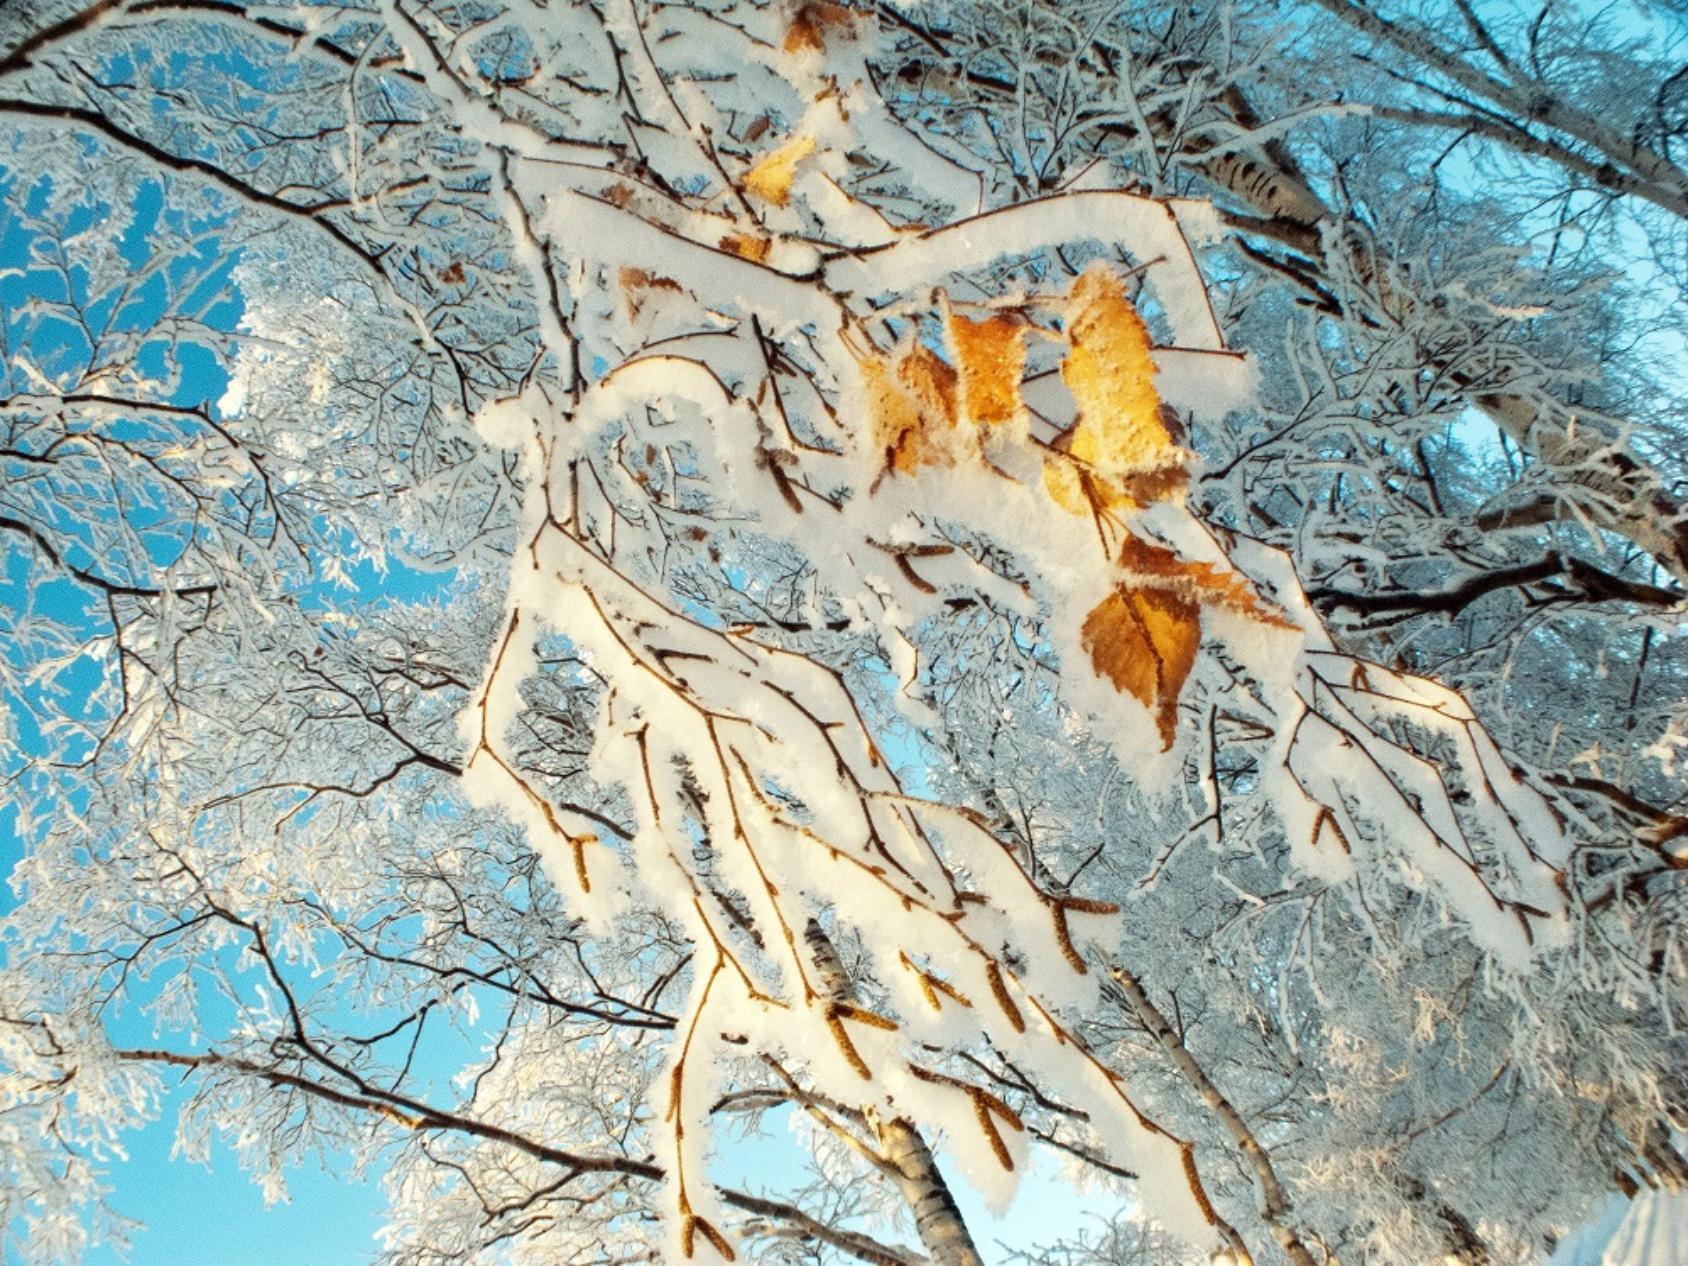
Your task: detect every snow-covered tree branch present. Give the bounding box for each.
[1,2,1682,1265]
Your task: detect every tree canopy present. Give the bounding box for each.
[0,1,1684,1264]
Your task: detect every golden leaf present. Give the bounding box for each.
[1084,534,1293,748]
[1041,454,1137,518]
[1061,262,1176,473]
[946,309,1026,428]
[862,343,960,475]
[784,1,857,52]
[1040,457,1087,516]
[1081,586,1200,751]
[718,232,771,262]
[1035,266,1194,518]
[744,133,815,207]
[1116,534,1295,627]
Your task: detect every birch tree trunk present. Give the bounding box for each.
[1109,964,1318,1266]
[1195,92,1688,585]
[805,920,985,1266]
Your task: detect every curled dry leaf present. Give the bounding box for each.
[718,232,772,262]
[620,267,686,320]
[1116,534,1295,627]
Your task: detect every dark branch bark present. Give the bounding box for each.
[0,512,218,598]
[0,97,390,278]
[0,0,125,76]
[1305,553,1683,617]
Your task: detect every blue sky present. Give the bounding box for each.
[0,164,401,1266]
[79,1108,387,1266]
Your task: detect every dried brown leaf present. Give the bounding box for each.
[620,267,685,321]
[1116,534,1295,627]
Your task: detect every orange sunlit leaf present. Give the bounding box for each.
[1041,457,1090,517]
[784,2,857,53]
[946,309,1026,428]
[744,133,815,207]
[1084,532,1294,747]
[719,232,772,262]
[1082,585,1200,751]
[1061,262,1175,472]
[1041,454,1138,518]
[863,343,960,475]
[1116,534,1295,627]
[1032,265,1195,518]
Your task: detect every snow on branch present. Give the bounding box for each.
[423,2,1584,1259]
